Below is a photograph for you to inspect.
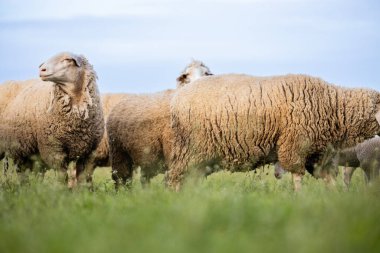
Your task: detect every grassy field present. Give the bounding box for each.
[0,163,379,253]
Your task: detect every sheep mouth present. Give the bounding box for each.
[39,74,53,79]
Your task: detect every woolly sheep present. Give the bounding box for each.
[0,52,104,186]
[108,60,212,187]
[166,74,380,191]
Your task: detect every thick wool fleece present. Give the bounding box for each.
[0,58,103,173]
[107,90,175,184]
[167,74,380,188]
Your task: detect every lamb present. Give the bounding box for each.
[340,136,380,185]
[166,74,380,191]
[274,136,380,187]
[0,52,104,186]
[108,60,212,187]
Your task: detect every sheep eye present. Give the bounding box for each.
[63,58,73,63]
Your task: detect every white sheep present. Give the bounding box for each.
[166,74,380,191]
[107,60,213,187]
[0,52,104,186]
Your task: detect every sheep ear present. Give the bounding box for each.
[176,74,187,83]
[71,55,82,67]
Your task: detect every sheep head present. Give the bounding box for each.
[176,60,213,88]
[274,162,286,179]
[39,52,85,91]
[39,52,96,119]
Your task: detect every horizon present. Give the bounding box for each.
[1,0,379,93]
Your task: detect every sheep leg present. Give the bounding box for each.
[11,157,35,184]
[342,167,355,187]
[277,136,309,191]
[40,150,68,185]
[166,156,198,192]
[28,156,47,181]
[66,161,77,189]
[2,156,9,176]
[140,163,163,187]
[140,166,153,187]
[110,149,133,189]
[292,173,303,192]
[165,161,186,192]
[165,168,183,192]
[81,153,97,185]
[75,156,94,189]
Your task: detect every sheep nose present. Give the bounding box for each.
[39,62,47,72]
[39,64,49,78]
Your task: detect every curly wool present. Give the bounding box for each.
[167,74,380,188]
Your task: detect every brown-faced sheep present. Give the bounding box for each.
[166,74,380,191]
[0,52,104,186]
[108,60,212,187]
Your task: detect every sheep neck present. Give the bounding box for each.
[52,69,96,119]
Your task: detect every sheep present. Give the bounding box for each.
[341,136,380,185]
[0,52,104,186]
[166,74,380,191]
[274,136,380,187]
[108,60,213,187]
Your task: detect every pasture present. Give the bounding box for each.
[0,162,379,253]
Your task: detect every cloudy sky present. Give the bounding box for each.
[0,0,379,93]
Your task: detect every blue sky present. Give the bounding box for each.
[0,0,379,93]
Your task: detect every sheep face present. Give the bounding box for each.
[39,52,84,91]
[274,162,286,179]
[176,60,213,88]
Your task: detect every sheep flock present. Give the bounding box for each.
[1,52,379,191]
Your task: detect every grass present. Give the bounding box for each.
[0,163,379,253]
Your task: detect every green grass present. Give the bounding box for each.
[0,163,379,253]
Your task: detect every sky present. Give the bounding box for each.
[0,0,379,93]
